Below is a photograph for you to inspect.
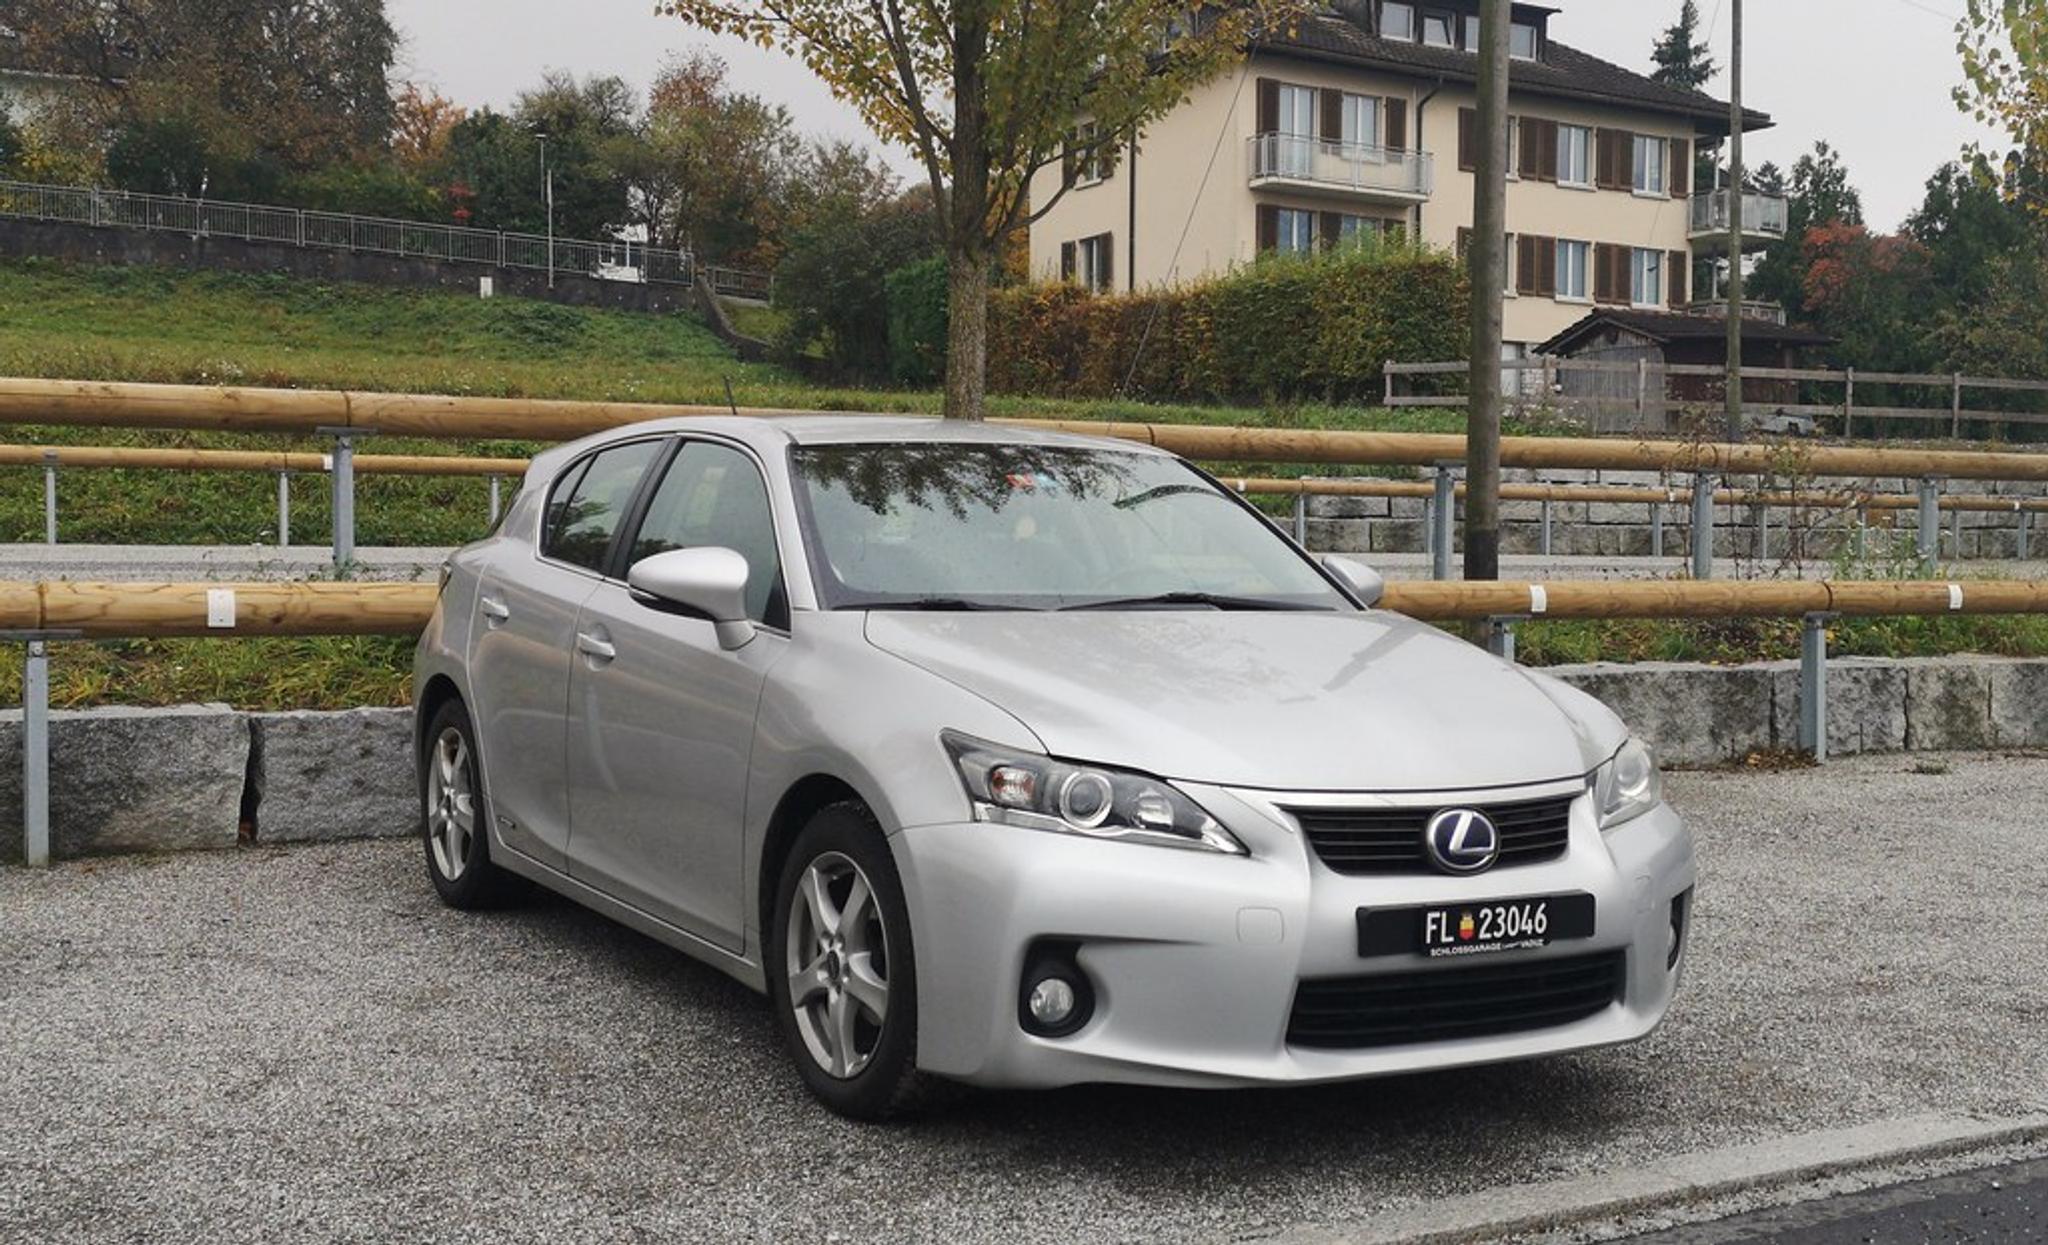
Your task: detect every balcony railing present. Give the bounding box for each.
[1247,134,1434,200]
[1684,299,1788,325]
[1688,189,1789,240]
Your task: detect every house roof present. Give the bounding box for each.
[1262,10,1773,135]
[1537,309,1833,356]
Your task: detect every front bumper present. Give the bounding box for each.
[893,782,1695,1090]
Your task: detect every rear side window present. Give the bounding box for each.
[629,441,786,625]
[543,440,662,572]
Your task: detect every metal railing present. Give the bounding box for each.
[1247,134,1435,199]
[0,178,703,287]
[1682,298,1787,325]
[12,571,2048,862]
[1688,189,1790,239]
[704,265,774,301]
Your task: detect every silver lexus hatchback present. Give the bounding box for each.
[413,416,1695,1119]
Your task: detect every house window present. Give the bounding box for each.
[1422,11,1454,47]
[1340,93,1381,151]
[1505,114,1520,177]
[1337,214,1384,245]
[1510,22,1539,59]
[1063,232,1114,291]
[1457,17,1480,51]
[1557,239,1590,300]
[1066,121,1112,187]
[1632,135,1667,195]
[1557,124,1592,187]
[1632,248,1664,306]
[1274,208,1315,254]
[1380,1,1416,40]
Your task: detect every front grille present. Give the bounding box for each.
[1287,949,1626,1050]
[1291,792,1577,875]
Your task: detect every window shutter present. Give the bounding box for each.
[1537,236,1557,296]
[1256,204,1278,252]
[1385,98,1408,151]
[1670,138,1691,198]
[1257,78,1278,133]
[1539,120,1559,182]
[1593,129,1615,189]
[1062,140,1077,189]
[1322,90,1343,144]
[1457,226,1473,259]
[1061,241,1076,282]
[1594,243,1625,303]
[1515,233,1536,293]
[1098,233,1114,290]
[1459,107,1476,171]
[1515,116,1540,179]
[1668,251,1689,307]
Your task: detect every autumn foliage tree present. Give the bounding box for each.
[655,0,1299,419]
[1958,0,2048,206]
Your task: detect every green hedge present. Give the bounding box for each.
[984,239,1468,404]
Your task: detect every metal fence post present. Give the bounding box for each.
[325,429,357,568]
[1799,613,1831,763]
[1952,372,1964,439]
[1540,498,1554,555]
[1756,502,1769,562]
[1855,507,1868,560]
[1690,473,1715,579]
[2022,509,2033,562]
[22,639,49,866]
[42,452,58,545]
[1952,508,1965,560]
[1484,617,1518,662]
[1844,366,1856,441]
[1432,464,1456,581]
[1651,501,1665,559]
[1918,478,1941,564]
[276,471,291,548]
[1291,491,1307,546]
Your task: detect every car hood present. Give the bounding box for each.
[863,610,1608,792]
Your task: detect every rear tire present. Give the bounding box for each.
[419,697,522,909]
[767,802,937,1120]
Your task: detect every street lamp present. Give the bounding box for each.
[534,129,556,289]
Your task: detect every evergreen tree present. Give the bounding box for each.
[1651,1,1717,91]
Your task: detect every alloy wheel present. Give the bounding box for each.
[784,850,891,1079]
[426,725,477,882]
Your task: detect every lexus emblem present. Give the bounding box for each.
[1424,808,1501,875]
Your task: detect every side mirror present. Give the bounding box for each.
[627,547,756,649]
[1321,555,1385,609]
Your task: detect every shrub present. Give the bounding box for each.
[883,255,949,387]
[985,238,1468,404]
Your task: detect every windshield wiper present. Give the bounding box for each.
[1059,592,1328,613]
[857,597,1028,612]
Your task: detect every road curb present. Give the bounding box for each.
[1253,1111,2048,1245]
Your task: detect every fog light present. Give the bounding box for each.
[1028,977,1077,1027]
[1668,889,1691,970]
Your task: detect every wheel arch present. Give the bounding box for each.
[757,773,873,946]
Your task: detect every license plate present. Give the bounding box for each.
[1357,893,1596,959]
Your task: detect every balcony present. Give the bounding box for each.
[1684,298,1788,325]
[1688,190,1789,251]
[1247,134,1434,204]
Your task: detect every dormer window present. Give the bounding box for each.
[1380,2,1415,40]
[1510,21,1539,60]
[1422,11,1454,47]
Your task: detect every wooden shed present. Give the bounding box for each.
[1536,309,1833,432]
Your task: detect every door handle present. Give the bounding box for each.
[479,595,511,625]
[576,631,617,662]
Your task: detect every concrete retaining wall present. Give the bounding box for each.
[1306,467,2048,561]
[5,655,2048,861]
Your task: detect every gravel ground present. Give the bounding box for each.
[2,752,2045,1245]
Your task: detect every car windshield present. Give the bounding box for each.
[789,442,1351,612]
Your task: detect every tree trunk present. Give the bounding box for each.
[942,245,992,421]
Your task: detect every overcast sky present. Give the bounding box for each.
[388,0,2000,230]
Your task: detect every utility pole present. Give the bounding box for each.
[537,131,556,290]
[1465,0,1512,583]
[1724,0,1744,443]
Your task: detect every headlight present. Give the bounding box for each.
[1592,737,1662,830]
[941,732,1245,855]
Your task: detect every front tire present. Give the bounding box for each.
[767,802,934,1120]
[419,697,521,909]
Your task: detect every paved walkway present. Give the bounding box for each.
[2,753,2044,1243]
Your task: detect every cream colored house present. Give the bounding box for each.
[1028,0,1786,356]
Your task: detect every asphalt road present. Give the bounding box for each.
[3,752,2047,1244]
[1619,1157,2048,1243]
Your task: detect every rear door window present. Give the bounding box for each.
[542,440,663,573]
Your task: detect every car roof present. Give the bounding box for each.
[575,414,1172,455]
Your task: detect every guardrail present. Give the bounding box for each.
[1385,358,2048,440]
[11,377,2048,576]
[7,574,2046,863]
